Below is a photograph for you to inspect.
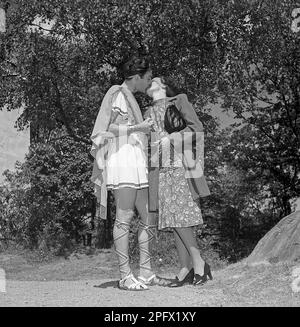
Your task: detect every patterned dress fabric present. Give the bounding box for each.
[146,99,203,230]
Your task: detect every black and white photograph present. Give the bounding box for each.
[0,0,300,310]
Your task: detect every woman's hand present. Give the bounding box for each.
[153,136,171,150]
[133,118,154,134]
[160,136,170,148]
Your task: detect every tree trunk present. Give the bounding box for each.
[95,192,114,249]
[246,210,300,264]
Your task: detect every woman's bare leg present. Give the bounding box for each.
[113,188,137,279]
[135,187,157,279]
[174,227,205,276]
[173,229,193,280]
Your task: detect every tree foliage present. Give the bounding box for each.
[1,136,94,252]
[219,0,300,217]
[1,0,299,261]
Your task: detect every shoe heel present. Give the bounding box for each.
[187,268,194,284]
[205,262,213,280]
[168,268,194,287]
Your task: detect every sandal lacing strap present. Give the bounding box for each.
[114,220,131,277]
[138,221,157,274]
[118,273,149,291]
[138,274,172,286]
[138,274,156,285]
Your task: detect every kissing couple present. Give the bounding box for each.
[90,55,212,291]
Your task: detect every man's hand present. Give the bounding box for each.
[134,118,154,134]
[159,136,170,148]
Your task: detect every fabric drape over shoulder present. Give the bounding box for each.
[148,94,211,212]
[90,84,144,220]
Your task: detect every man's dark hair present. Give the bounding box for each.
[120,56,150,79]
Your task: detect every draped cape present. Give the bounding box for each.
[90,84,144,220]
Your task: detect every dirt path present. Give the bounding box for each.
[0,249,300,307]
[2,278,226,307]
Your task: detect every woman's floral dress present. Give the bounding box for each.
[146,99,203,230]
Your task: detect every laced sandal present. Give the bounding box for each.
[138,221,157,277]
[114,219,131,277]
[118,273,149,291]
[138,274,173,287]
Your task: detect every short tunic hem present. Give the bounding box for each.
[158,222,203,231]
[107,182,149,190]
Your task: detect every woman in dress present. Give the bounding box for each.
[145,77,213,286]
[90,56,165,291]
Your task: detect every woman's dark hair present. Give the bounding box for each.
[120,56,150,79]
[156,76,187,134]
[159,76,183,97]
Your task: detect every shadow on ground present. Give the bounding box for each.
[94,280,119,289]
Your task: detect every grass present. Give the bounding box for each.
[1,245,300,306]
[0,239,227,281]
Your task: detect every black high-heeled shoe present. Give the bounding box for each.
[168,268,194,288]
[193,262,213,286]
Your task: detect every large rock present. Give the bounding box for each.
[246,211,300,265]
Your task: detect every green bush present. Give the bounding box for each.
[0,138,95,253]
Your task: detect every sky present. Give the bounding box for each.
[210,102,237,129]
[0,108,30,184]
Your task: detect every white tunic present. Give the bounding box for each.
[106,90,148,190]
